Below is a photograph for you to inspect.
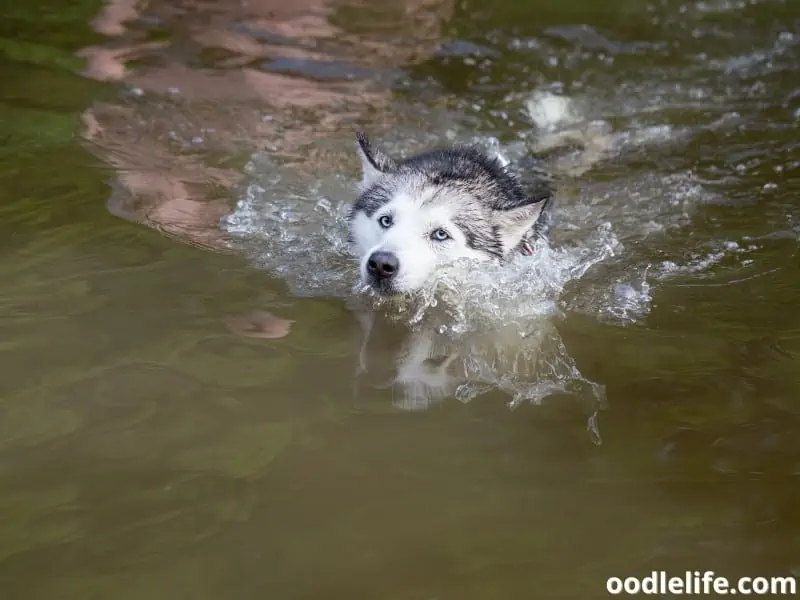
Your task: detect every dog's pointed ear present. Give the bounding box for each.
[491,200,547,253]
[355,131,396,189]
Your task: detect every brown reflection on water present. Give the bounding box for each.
[79,0,454,248]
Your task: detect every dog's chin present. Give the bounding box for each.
[365,278,403,297]
[360,272,425,297]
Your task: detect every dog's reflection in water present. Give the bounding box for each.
[223,299,603,422]
[351,301,584,412]
[391,327,463,409]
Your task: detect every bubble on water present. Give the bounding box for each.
[607,279,653,323]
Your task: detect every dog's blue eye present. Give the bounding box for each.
[378,215,392,229]
[431,228,451,241]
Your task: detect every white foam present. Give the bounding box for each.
[525,90,580,132]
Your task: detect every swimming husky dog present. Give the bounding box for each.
[348,132,554,295]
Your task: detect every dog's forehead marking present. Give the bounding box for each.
[392,186,459,211]
[390,183,437,208]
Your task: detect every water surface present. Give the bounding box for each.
[0,0,799,598]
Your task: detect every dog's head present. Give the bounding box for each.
[348,132,552,295]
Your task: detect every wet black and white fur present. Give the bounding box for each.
[349,132,554,295]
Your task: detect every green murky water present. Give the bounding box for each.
[1,0,799,598]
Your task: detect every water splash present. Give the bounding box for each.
[220,89,724,421]
[222,164,358,298]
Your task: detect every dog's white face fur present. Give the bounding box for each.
[350,177,493,294]
[348,132,553,295]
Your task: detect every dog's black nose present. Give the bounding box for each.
[367,251,399,280]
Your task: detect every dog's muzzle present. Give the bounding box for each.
[366,250,399,290]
